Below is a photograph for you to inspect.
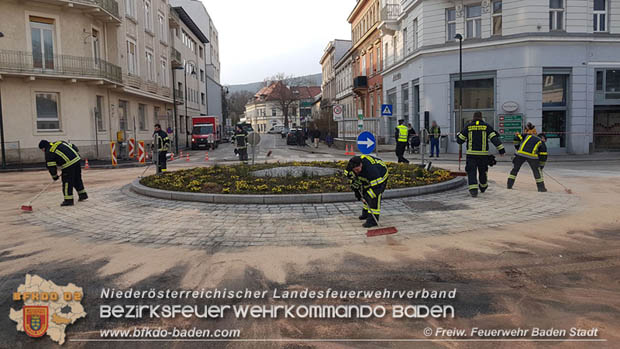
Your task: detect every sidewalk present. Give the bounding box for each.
[288,143,620,163]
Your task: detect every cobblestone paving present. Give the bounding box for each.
[19,180,580,250]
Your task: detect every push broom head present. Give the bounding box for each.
[366,226,398,237]
[20,205,33,212]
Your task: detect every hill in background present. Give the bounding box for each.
[226,73,322,94]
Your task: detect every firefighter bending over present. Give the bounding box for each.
[345,155,390,228]
[154,124,170,173]
[508,133,548,192]
[457,111,505,197]
[39,140,87,206]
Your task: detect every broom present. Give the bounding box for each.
[542,170,573,194]
[357,190,398,237]
[20,182,54,212]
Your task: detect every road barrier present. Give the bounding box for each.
[128,138,135,158]
[138,141,146,164]
[110,142,117,167]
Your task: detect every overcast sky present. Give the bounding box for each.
[201,0,355,85]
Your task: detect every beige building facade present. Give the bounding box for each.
[0,0,221,163]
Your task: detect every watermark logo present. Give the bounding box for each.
[23,305,49,338]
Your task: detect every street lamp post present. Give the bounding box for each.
[0,32,5,169]
[183,60,197,149]
[455,33,463,170]
[172,65,184,154]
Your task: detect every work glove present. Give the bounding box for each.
[350,180,362,191]
[354,190,362,201]
[52,175,59,181]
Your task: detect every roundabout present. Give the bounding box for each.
[20,178,579,250]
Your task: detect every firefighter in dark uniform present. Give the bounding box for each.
[508,133,548,192]
[234,125,248,161]
[345,155,390,228]
[456,111,506,197]
[38,140,87,206]
[395,120,409,163]
[153,124,170,173]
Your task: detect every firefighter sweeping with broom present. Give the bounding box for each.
[38,140,87,206]
[345,155,390,228]
[507,133,548,192]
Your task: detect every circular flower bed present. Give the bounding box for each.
[140,161,455,195]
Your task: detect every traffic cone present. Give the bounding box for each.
[204,152,209,161]
[186,153,190,162]
[350,145,356,156]
[179,150,183,158]
[344,145,349,155]
[84,158,90,170]
[170,153,174,161]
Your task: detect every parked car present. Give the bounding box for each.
[268,125,285,134]
[286,128,302,145]
[280,127,290,138]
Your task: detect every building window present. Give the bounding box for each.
[127,39,137,75]
[125,0,136,19]
[492,1,502,36]
[413,18,419,49]
[272,109,276,117]
[96,95,105,131]
[154,106,160,124]
[384,43,388,70]
[199,46,204,59]
[466,4,482,39]
[453,77,495,130]
[393,34,398,62]
[146,50,154,81]
[92,28,100,65]
[30,17,55,70]
[160,58,168,87]
[549,0,564,31]
[376,46,381,72]
[596,69,620,99]
[200,69,204,82]
[403,27,408,54]
[542,74,569,148]
[35,92,60,130]
[362,54,366,76]
[594,0,607,32]
[144,0,153,32]
[369,51,374,73]
[201,93,205,105]
[118,100,129,131]
[446,8,456,42]
[138,104,147,131]
[158,13,166,41]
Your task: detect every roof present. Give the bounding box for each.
[173,7,209,44]
[291,86,322,100]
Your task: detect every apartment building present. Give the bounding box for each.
[320,39,352,137]
[348,0,385,142]
[169,5,208,149]
[0,0,175,162]
[380,0,620,153]
[334,49,356,139]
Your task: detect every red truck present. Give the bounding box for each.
[191,116,220,150]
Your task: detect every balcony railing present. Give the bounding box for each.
[32,0,121,22]
[173,88,184,103]
[170,47,182,66]
[381,3,401,21]
[353,76,368,90]
[0,50,122,83]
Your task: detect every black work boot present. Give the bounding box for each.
[363,216,378,228]
[60,200,74,207]
[479,184,488,193]
[469,189,478,198]
[359,210,369,220]
[507,178,515,189]
[78,193,88,202]
[537,183,547,192]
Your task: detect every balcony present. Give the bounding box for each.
[28,0,121,23]
[353,76,368,94]
[0,49,122,84]
[378,2,401,36]
[146,80,159,94]
[170,47,182,66]
[173,89,184,104]
[123,74,143,89]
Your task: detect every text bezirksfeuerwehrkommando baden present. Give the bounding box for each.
[100,288,457,300]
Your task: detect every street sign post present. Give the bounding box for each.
[357,110,364,130]
[381,104,393,116]
[498,114,523,142]
[333,105,343,121]
[247,132,261,165]
[357,131,376,155]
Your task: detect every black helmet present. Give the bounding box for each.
[346,156,362,172]
[38,140,50,150]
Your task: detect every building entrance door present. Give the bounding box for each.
[594,107,620,151]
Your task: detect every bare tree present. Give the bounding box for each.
[262,73,315,127]
[226,90,254,125]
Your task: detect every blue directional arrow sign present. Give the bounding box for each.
[357,131,376,154]
[381,104,393,116]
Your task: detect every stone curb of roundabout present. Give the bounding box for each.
[130,177,466,205]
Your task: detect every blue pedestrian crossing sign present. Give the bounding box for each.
[381,104,393,116]
[357,131,376,154]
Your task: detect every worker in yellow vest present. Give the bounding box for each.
[395,119,409,163]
